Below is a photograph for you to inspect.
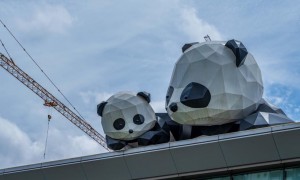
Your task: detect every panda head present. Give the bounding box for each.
[166,40,264,126]
[97,91,156,141]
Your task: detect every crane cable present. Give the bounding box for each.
[0,39,13,61]
[0,19,86,121]
[2,38,50,159]
[43,108,52,159]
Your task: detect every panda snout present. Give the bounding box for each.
[129,129,133,134]
[180,82,211,108]
[169,102,178,112]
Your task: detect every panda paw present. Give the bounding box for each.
[137,121,170,146]
[106,135,127,151]
[240,99,294,130]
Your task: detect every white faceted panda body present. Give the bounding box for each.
[166,41,264,126]
[101,92,156,141]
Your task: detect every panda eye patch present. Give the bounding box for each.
[113,118,125,130]
[133,114,145,125]
[166,86,174,105]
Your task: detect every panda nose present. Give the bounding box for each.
[180,82,211,108]
[129,129,133,134]
[169,102,178,112]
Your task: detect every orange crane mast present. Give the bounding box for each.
[0,53,110,151]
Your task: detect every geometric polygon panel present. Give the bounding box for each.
[240,112,293,130]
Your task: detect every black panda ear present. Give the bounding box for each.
[97,101,107,117]
[137,91,151,103]
[182,42,199,53]
[225,39,248,67]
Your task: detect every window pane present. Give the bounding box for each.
[233,170,283,180]
[205,177,231,180]
[286,167,300,180]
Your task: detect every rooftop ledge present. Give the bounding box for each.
[1,122,300,180]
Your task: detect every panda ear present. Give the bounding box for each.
[225,39,248,67]
[137,91,151,103]
[182,42,199,53]
[97,101,108,117]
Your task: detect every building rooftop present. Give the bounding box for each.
[1,122,300,180]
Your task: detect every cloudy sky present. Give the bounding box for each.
[0,0,299,169]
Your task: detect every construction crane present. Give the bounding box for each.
[0,52,110,151]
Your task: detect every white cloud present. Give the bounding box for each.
[179,7,222,41]
[265,96,284,106]
[254,49,299,90]
[151,101,166,113]
[0,117,43,168]
[79,91,113,105]
[0,116,105,169]
[43,127,103,162]
[15,3,73,34]
[80,91,167,113]
[264,87,300,120]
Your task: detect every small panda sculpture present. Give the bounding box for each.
[165,39,293,139]
[97,91,170,150]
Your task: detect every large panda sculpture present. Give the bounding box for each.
[97,91,170,150]
[165,39,293,139]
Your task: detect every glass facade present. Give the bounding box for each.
[207,177,230,180]
[286,167,300,180]
[234,170,283,180]
[204,167,300,180]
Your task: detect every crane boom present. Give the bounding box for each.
[0,53,109,151]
